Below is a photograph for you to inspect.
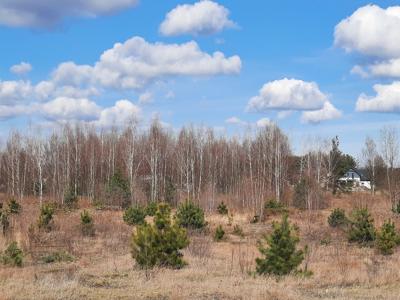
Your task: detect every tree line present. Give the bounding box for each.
[0,121,399,212]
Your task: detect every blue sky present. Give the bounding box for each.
[1,0,400,158]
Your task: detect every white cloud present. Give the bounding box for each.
[97,99,141,127]
[10,62,32,75]
[93,36,241,90]
[138,92,154,104]
[368,59,400,78]
[0,104,32,120]
[41,97,101,121]
[160,0,235,36]
[301,102,342,124]
[52,62,94,86]
[0,80,32,105]
[256,117,271,128]
[356,82,400,113]
[247,78,328,112]
[225,116,247,126]
[335,5,400,59]
[0,0,139,28]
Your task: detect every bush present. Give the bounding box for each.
[123,206,146,226]
[256,214,304,276]
[131,203,189,269]
[328,208,348,228]
[8,198,21,214]
[376,220,400,255]
[348,208,376,246]
[232,224,244,237]
[176,201,206,229]
[264,199,288,215]
[38,204,55,231]
[214,225,225,241]
[1,241,23,267]
[217,202,228,215]
[81,210,95,236]
[145,201,158,216]
[64,188,78,209]
[40,251,74,264]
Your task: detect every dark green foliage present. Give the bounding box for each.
[123,206,146,226]
[232,224,244,237]
[1,241,23,267]
[328,208,348,228]
[38,203,55,231]
[376,220,400,255]
[107,171,131,208]
[329,136,356,194]
[81,210,95,236]
[8,198,21,214]
[217,202,228,215]
[176,201,206,229]
[264,199,288,215]
[0,209,9,235]
[64,187,78,209]
[256,214,304,276]
[40,251,74,264]
[145,201,158,216]
[131,203,189,269]
[348,208,376,246]
[214,225,225,241]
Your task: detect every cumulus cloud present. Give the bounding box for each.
[160,0,235,36]
[356,82,400,113]
[0,0,139,28]
[301,102,342,124]
[96,99,141,127]
[10,62,32,75]
[92,37,241,90]
[41,97,101,121]
[247,78,328,112]
[0,80,32,105]
[335,5,400,58]
[335,5,400,78]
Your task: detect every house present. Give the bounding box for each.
[338,168,371,190]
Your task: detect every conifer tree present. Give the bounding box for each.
[131,203,189,269]
[256,214,304,276]
[376,219,400,255]
[348,208,376,245]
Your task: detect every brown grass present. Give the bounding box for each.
[1,193,400,299]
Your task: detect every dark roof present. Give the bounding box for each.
[348,168,370,181]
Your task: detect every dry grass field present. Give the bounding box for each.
[1,193,400,300]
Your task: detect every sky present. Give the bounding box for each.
[1,0,400,158]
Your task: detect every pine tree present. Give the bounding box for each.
[376,219,400,255]
[214,225,225,241]
[131,203,189,269]
[8,198,21,214]
[81,210,95,236]
[175,201,206,229]
[348,208,376,246]
[256,214,304,276]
